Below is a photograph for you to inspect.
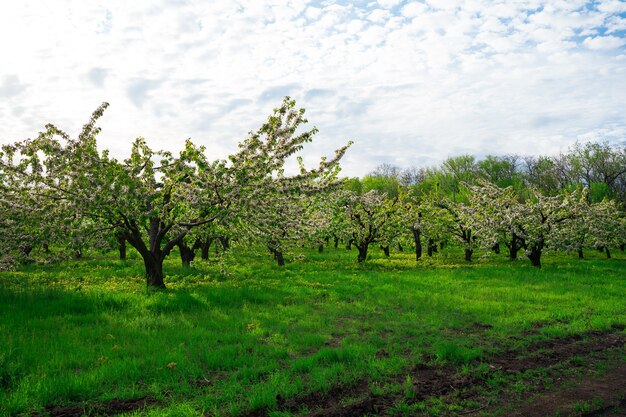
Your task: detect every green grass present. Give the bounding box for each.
[0,245,624,416]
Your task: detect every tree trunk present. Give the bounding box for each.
[177,241,195,267]
[397,243,403,252]
[122,218,185,289]
[74,249,82,259]
[413,228,422,261]
[382,245,390,257]
[464,248,473,262]
[199,239,211,260]
[491,242,500,254]
[346,239,353,250]
[333,236,339,249]
[318,244,324,253]
[21,245,33,257]
[191,238,213,261]
[527,249,541,267]
[357,242,368,263]
[578,248,584,259]
[427,239,437,257]
[522,239,542,268]
[509,238,519,260]
[275,250,285,266]
[526,236,544,268]
[218,236,229,250]
[267,241,285,266]
[605,247,611,259]
[116,234,126,260]
[144,256,165,288]
[620,243,624,252]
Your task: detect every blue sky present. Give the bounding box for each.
[0,0,625,176]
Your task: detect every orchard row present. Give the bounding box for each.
[1,99,624,287]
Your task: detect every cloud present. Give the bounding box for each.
[367,9,391,24]
[376,0,404,9]
[87,68,109,87]
[0,75,27,98]
[532,114,566,128]
[304,88,335,100]
[583,35,626,49]
[97,8,113,34]
[126,79,161,108]
[0,1,625,176]
[259,84,301,102]
[401,2,427,18]
[597,1,626,14]
[305,6,322,20]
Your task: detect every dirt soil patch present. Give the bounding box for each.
[246,329,625,417]
[491,330,624,373]
[510,361,626,417]
[32,396,158,417]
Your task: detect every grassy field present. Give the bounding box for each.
[0,246,625,416]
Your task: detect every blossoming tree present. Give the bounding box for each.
[0,98,350,287]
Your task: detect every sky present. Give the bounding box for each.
[0,0,625,177]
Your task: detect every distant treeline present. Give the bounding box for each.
[349,141,626,203]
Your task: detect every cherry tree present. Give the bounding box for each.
[238,190,312,266]
[463,181,526,259]
[324,189,356,250]
[437,193,480,261]
[340,190,400,262]
[0,98,350,287]
[412,195,457,258]
[173,220,230,266]
[551,192,625,259]
[301,193,338,253]
[464,181,589,267]
[0,153,69,268]
[549,189,595,259]
[400,192,449,261]
[586,198,624,258]
[516,189,583,267]
[0,183,24,270]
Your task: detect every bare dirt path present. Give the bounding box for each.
[510,361,625,416]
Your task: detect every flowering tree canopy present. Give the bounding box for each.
[0,98,351,287]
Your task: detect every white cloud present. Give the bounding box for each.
[368,9,390,24]
[305,6,322,20]
[0,0,625,176]
[583,35,626,50]
[0,75,28,98]
[376,0,403,9]
[597,0,626,14]
[400,2,427,18]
